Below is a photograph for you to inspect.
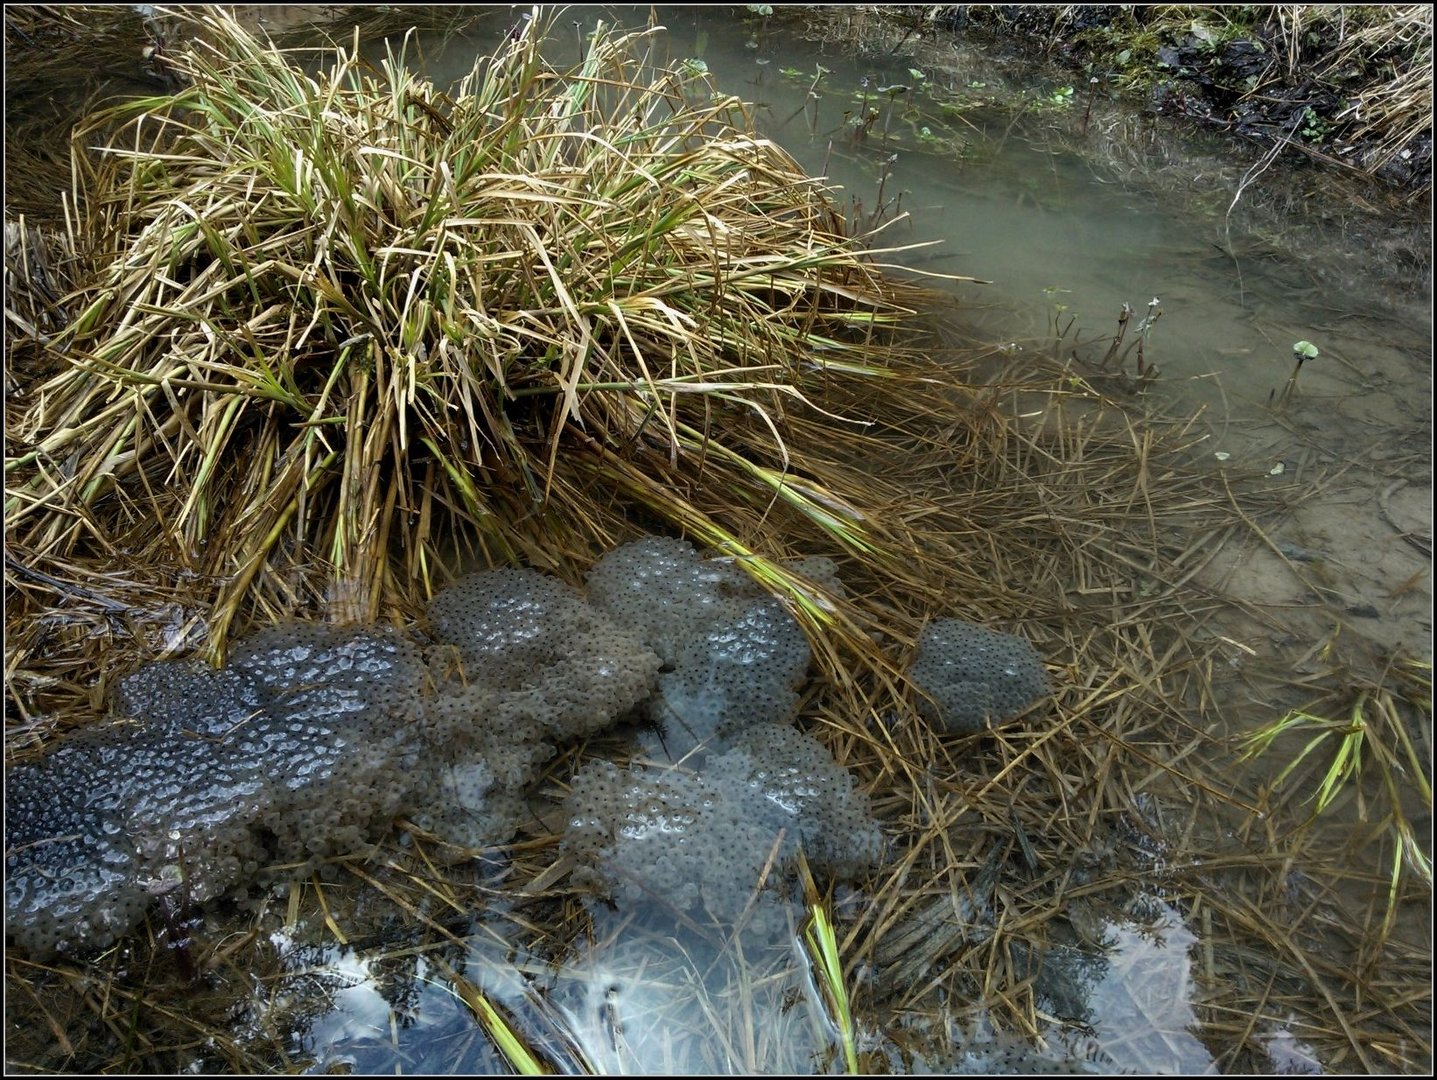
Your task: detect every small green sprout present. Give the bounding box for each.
[797,854,860,1074]
[1300,107,1329,141]
[1275,340,1319,408]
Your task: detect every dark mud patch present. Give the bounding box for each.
[928,4,1432,193]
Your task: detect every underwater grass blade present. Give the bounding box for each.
[797,853,859,1074]
[435,958,553,1075]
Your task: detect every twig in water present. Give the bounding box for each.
[1378,479,1432,557]
[1224,108,1307,244]
[1079,76,1099,136]
[1099,303,1132,370]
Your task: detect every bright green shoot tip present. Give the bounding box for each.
[797,855,859,1075]
[1240,699,1368,815]
[442,960,551,1075]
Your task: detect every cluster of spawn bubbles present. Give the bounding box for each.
[908,617,1050,733]
[6,537,1049,960]
[564,539,882,933]
[561,721,885,935]
[6,573,660,959]
[586,538,843,756]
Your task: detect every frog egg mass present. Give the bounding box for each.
[907,617,1050,733]
[5,538,1045,958]
[559,722,884,929]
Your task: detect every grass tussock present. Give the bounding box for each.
[4,6,952,693]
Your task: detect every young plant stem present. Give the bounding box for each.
[1080,75,1099,136]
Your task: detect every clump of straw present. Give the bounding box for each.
[5,7,944,668]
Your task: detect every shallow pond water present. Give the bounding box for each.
[5,5,1430,1075]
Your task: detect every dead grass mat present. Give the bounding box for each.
[5,341,1430,1072]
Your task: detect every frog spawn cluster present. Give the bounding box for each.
[7,626,437,958]
[586,539,846,750]
[562,723,884,932]
[565,540,882,930]
[6,539,1049,959]
[908,617,1050,734]
[6,576,660,959]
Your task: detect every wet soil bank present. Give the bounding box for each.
[912,4,1432,194]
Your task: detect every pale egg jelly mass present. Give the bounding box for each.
[6,537,1049,958]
